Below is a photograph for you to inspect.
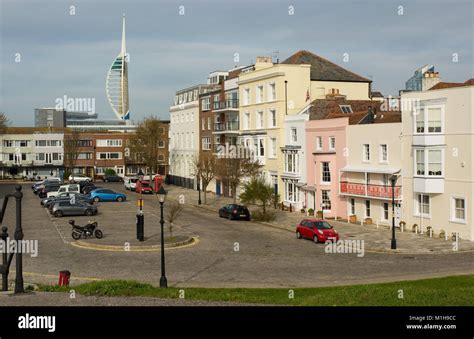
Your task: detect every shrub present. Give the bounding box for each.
[105,168,117,176]
[307,208,314,215]
[251,210,277,222]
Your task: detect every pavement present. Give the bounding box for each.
[0,182,473,297]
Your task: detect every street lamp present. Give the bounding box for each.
[390,174,399,250]
[157,186,168,288]
[197,176,202,205]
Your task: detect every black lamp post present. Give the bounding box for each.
[197,176,202,205]
[390,174,398,250]
[157,186,168,288]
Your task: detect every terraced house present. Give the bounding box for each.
[237,50,372,204]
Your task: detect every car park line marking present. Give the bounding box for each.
[43,208,70,244]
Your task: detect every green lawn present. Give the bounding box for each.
[38,275,474,306]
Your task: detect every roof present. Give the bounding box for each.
[429,78,474,90]
[371,91,384,98]
[341,165,400,174]
[2,127,70,134]
[282,50,371,82]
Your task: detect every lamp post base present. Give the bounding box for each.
[160,276,168,288]
[391,239,397,250]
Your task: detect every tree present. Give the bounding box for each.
[165,198,184,238]
[0,112,9,134]
[240,176,278,217]
[63,129,80,179]
[129,117,167,174]
[216,157,262,203]
[191,152,218,204]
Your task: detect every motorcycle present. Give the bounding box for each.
[69,220,103,240]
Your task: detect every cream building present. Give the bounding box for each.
[237,50,371,202]
[401,79,474,241]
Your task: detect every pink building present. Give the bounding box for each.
[306,117,348,218]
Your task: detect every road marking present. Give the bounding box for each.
[43,208,70,244]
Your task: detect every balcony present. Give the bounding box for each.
[340,181,401,200]
[213,99,239,111]
[214,121,239,132]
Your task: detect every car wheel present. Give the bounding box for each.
[54,210,63,218]
[85,209,94,216]
[116,196,124,202]
[93,197,100,202]
[313,235,319,243]
[296,231,302,239]
[228,214,233,221]
[246,216,251,221]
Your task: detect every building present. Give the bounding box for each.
[401,78,474,241]
[404,65,441,92]
[237,50,372,204]
[34,108,67,128]
[94,133,127,177]
[168,84,219,189]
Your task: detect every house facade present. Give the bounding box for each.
[401,79,474,241]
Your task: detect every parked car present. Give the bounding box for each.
[69,174,92,183]
[51,201,97,218]
[46,184,80,198]
[124,177,138,191]
[90,189,126,202]
[38,184,61,198]
[81,183,99,195]
[41,192,93,208]
[31,177,61,189]
[32,178,62,194]
[103,175,123,182]
[135,180,153,194]
[295,219,339,243]
[218,204,251,221]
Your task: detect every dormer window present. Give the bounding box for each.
[339,105,353,114]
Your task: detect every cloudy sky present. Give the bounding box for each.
[0,0,472,126]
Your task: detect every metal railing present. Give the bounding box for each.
[214,121,239,131]
[340,181,401,199]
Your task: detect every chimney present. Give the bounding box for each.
[367,106,374,124]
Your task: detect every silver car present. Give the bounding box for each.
[51,201,98,218]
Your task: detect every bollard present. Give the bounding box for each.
[136,212,144,241]
[429,229,433,238]
[1,226,8,291]
[361,220,363,226]
[376,220,379,229]
[58,270,71,287]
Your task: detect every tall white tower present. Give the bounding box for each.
[106,14,130,121]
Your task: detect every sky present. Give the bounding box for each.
[0,0,473,126]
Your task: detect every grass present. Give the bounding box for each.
[37,275,474,306]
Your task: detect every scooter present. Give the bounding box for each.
[69,220,103,240]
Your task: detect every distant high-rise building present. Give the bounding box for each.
[106,14,130,121]
[405,65,441,92]
[34,108,67,128]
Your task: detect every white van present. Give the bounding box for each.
[124,177,138,191]
[47,184,80,198]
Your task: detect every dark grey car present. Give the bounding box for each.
[50,201,98,218]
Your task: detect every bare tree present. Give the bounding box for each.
[166,199,184,238]
[64,129,80,178]
[0,112,9,134]
[217,157,262,203]
[191,152,218,204]
[129,117,167,174]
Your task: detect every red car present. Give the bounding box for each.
[136,180,153,194]
[296,219,339,243]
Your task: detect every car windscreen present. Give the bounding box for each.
[313,221,332,229]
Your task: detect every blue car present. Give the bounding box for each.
[90,188,127,202]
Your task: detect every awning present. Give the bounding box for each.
[340,165,400,175]
[300,185,316,192]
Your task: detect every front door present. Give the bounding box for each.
[216,180,221,196]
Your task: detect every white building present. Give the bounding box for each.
[401,79,474,241]
[32,132,64,178]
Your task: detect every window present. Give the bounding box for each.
[363,144,370,161]
[415,106,443,134]
[243,88,250,105]
[158,141,165,148]
[244,112,250,130]
[52,153,61,161]
[50,140,62,147]
[285,182,299,203]
[202,97,210,111]
[291,128,297,142]
[97,152,122,160]
[77,153,92,160]
[270,138,277,158]
[76,140,92,147]
[256,85,263,103]
[202,118,205,130]
[97,139,122,147]
[329,137,335,150]
[36,153,45,161]
[380,144,388,163]
[350,199,355,215]
[339,105,353,114]
[268,83,276,101]
[316,136,322,151]
[213,94,220,109]
[321,190,331,210]
[258,138,265,157]
[383,203,389,220]
[35,140,46,147]
[416,194,430,217]
[202,137,211,150]
[365,200,371,217]
[257,111,264,129]
[416,149,425,175]
[269,109,276,127]
[208,117,211,130]
[451,197,466,222]
[158,155,165,162]
[428,150,442,176]
[285,152,299,173]
[3,140,13,147]
[321,162,331,183]
[427,107,442,133]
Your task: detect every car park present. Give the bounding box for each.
[135,180,153,194]
[103,175,123,182]
[124,177,138,191]
[68,174,92,183]
[89,189,126,202]
[46,184,80,198]
[41,192,93,208]
[51,201,97,217]
[295,219,339,243]
[218,204,251,221]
